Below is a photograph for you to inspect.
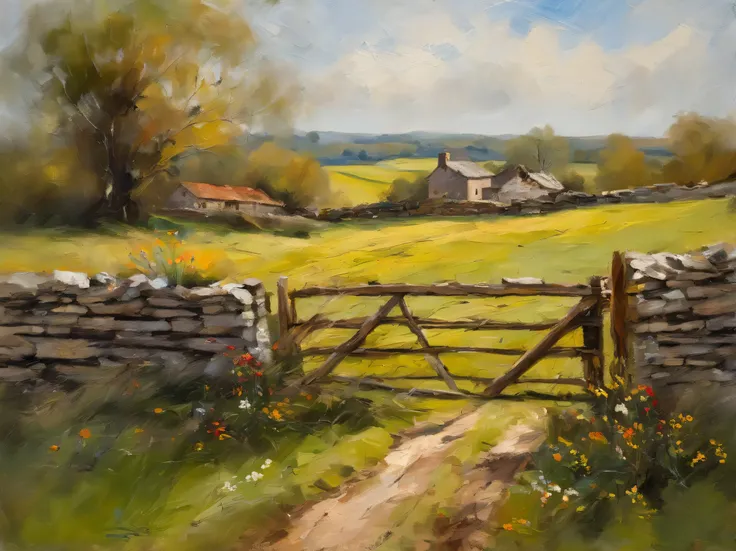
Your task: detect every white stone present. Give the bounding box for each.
[128,274,151,287]
[53,270,90,289]
[94,272,117,285]
[229,288,254,306]
[150,277,169,290]
[3,272,50,289]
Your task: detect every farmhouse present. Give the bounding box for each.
[427,152,493,200]
[482,165,565,203]
[166,182,286,216]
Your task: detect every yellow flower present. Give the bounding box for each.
[562,495,569,502]
[576,506,586,512]
[685,415,693,422]
[502,523,513,531]
[154,407,164,414]
[194,442,204,452]
[710,439,717,445]
[134,428,144,434]
[558,436,573,447]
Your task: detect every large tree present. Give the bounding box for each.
[6,0,294,223]
[504,125,570,173]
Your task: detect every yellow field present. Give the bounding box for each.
[1,199,733,392]
[325,158,600,206]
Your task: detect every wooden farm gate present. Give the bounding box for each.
[276,277,607,399]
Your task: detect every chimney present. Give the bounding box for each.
[438,152,450,169]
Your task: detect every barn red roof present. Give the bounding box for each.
[181,182,284,207]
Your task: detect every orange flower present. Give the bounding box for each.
[134,428,144,434]
[553,453,562,462]
[49,444,60,452]
[502,523,513,531]
[306,394,313,401]
[623,428,635,440]
[588,432,608,444]
[78,428,91,439]
[154,408,164,414]
[271,409,282,420]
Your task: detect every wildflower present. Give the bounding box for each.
[552,453,562,462]
[134,428,144,434]
[549,484,562,493]
[261,458,273,469]
[652,399,659,408]
[271,409,282,421]
[691,451,706,467]
[640,395,648,402]
[248,471,264,482]
[194,442,204,451]
[79,428,91,439]
[562,495,569,502]
[262,407,269,414]
[306,394,312,400]
[623,428,635,440]
[154,408,164,414]
[239,399,252,411]
[644,407,650,413]
[576,506,586,512]
[710,439,717,445]
[645,386,655,397]
[49,444,60,452]
[564,488,580,497]
[558,436,573,447]
[218,433,232,440]
[226,345,236,351]
[589,432,608,444]
[502,523,513,531]
[221,481,237,493]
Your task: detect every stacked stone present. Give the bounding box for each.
[303,179,736,223]
[0,271,272,383]
[626,243,736,385]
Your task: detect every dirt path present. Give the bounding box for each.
[252,410,545,551]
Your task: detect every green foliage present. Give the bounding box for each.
[662,113,736,185]
[559,170,586,192]
[384,172,429,202]
[494,379,730,550]
[595,134,657,191]
[505,126,570,173]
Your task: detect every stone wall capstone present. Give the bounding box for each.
[0,271,272,384]
[624,243,736,388]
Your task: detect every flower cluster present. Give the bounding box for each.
[498,376,728,539]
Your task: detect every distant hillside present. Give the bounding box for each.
[245,131,671,166]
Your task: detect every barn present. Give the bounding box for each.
[482,165,565,203]
[166,182,286,216]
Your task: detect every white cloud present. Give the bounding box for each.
[293,1,736,135]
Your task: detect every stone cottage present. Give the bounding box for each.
[482,165,565,203]
[166,182,286,216]
[427,152,493,201]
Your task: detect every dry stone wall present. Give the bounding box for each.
[0,271,272,384]
[300,180,736,222]
[625,243,736,387]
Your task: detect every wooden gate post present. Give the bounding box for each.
[277,276,291,340]
[610,251,631,386]
[582,276,605,389]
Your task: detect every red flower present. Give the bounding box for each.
[645,386,655,397]
[242,353,253,361]
[226,345,236,351]
[657,423,664,431]
[652,399,659,408]
[644,407,650,413]
[255,371,263,377]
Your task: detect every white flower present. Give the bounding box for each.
[248,471,264,482]
[221,481,237,493]
[261,458,273,469]
[615,446,624,457]
[564,488,580,497]
[614,403,629,415]
[245,475,252,482]
[239,399,252,411]
[549,484,562,493]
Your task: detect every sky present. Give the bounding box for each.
[1,0,735,136]
[248,0,736,136]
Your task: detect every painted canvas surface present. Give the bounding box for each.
[0,1,735,549]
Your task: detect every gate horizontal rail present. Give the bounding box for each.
[276,276,607,399]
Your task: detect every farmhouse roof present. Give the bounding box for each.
[445,161,493,179]
[496,165,565,191]
[181,182,284,206]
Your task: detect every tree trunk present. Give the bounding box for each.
[82,170,140,225]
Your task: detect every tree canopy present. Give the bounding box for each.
[504,125,570,174]
[5,0,295,223]
[595,134,656,192]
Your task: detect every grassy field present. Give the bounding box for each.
[1,199,733,549]
[325,158,600,206]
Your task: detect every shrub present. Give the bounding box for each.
[559,170,586,192]
[385,173,429,202]
[494,377,728,548]
[128,231,222,286]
